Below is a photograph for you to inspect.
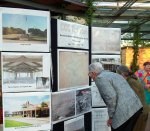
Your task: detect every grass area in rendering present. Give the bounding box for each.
[5,119,32,128]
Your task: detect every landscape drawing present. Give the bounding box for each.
[3,92,51,130]
[2,52,51,92]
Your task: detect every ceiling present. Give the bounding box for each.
[0,0,150,40]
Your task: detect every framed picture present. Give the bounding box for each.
[92,27,121,54]
[0,7,50,52]
[58,49,89,91]
[3,92,51,131]
[1,52,51,92]
[52,90,76,123]
[64,115,85,131]
[57,19,89,49]
[92,108,111,131]
[76,87,92,115]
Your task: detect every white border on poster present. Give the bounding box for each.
[92,27,121,54]
[57,19,89,49]
[1,52,51,92]
[75,86,92,116]
[92,55,121,65]
[51,90,76,124]
[91,82,106,107]
[57,49,89,91]
[92,108,111,131]
[0,7,50,52]
[64,115,85,131]
[3,92,51,131]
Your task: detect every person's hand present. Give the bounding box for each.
[107,118,112,127]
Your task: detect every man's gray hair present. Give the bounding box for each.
[89,62,104,74]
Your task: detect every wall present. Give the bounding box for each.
[121,47,150,69]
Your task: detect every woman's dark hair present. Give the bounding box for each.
[143,62,150,66]
[116,65,138,80]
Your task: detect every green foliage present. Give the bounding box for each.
[81,0,96,25]
[131,26,140,73]
[5,119,32,127]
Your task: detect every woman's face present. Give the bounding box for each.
[144,64,150,72]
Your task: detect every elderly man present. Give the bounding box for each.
[88,62,143,131]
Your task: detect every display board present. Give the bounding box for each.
[76,87,92,115]
[1,52,51,92]
[91,82,106,107]
[64,115,85,131]
[92,108,111,131]
[0,7,50,52]
[52,90,76,123]
[57,19,89,49]
[92,27,121,54]
[58,49,89,91]
[3,92,51,131]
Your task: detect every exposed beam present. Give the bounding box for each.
[105,0,138,26]
[1,0,85,17]
[93,15,150,20]
[122,19,150,34]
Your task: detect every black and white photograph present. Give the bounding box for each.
[57,19,89,49]
[64,115,85,131]
[0,7,50,52]
[2,52,51,92]
[76,87,92,115]
[92,55,121,72]
[52,90,76,123]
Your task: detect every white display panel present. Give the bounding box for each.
[57,20,89,49]
[76,87,92,115]
[0,7,50,52]
[1,52,51,92]
[92,108,111,131]
[3,92,51,131]
[52,90,76,123]
[91,82,106,107]
[92,27,121,54]
[58,49,89,91]
[64,115,85,131]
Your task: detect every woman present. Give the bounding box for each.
[116,65,149,131]
[135,62,150,105]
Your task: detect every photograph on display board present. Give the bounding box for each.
[58,49,89,90]
[57,19,89,49]
[92,108,111,131]
[92,55,121,72]
[76,87,92,115]
[3,92,51,131]
[0,7,50,52]
[52,90,75,123]
[92,27,121,54]
[64,115,85,131]
[2,52,51,92]
[91,82,106,107]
